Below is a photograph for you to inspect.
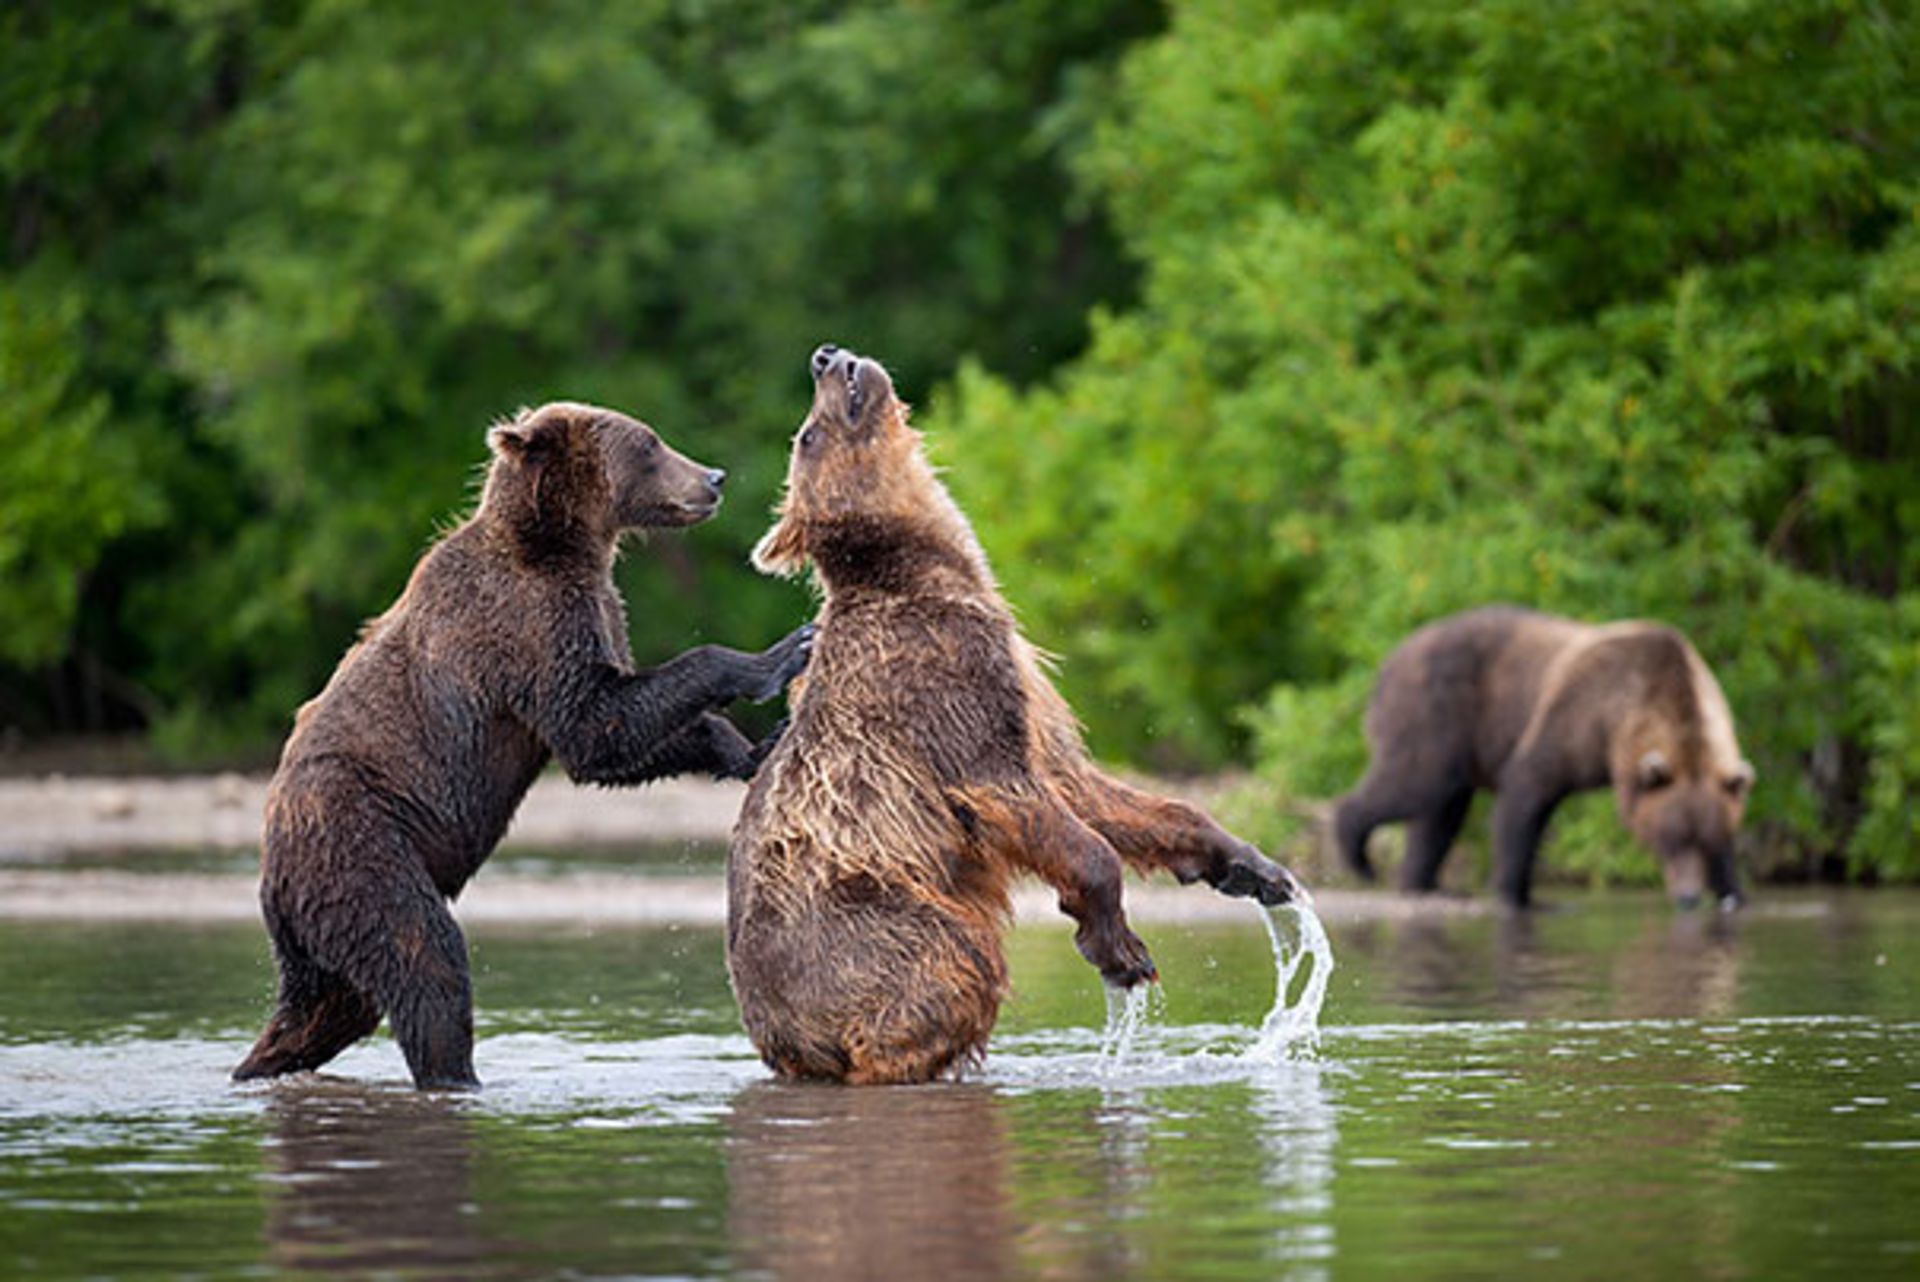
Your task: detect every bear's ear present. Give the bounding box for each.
[1635,749,1673,791]
[488,421,536,460]
[489,406,572,462]
[487,415,558,518]
[751,513,810,578]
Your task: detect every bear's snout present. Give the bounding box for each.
[810,343,869,391]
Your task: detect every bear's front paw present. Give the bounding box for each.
[1086,925,1158,989]
[1211,844,1307,907]
[740,717,789,777]
[748,624,816,703]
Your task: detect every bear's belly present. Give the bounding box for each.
[726,871,1008,1085]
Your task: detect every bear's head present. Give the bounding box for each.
[1615,716,1755,911]
[752,345,988,593]
[484,402,725,556]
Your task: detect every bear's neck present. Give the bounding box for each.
[809,513,990,600]
[477,498,614,575]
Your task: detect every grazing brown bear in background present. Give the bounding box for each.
[727,345,1304,1085]
[234,402,813,1090]
[1333,606,1755,910]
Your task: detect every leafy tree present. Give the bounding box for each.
[0,0,266,734]
[0,0,1151,749]
[0,282,154,670]
[933,0,1916,878]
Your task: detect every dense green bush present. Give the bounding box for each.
[1,0,1152,750]
[934,0,1916,880]
[4,0,1912,882]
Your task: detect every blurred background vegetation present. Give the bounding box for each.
[2,0,1913,884]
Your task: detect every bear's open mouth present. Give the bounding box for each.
[809,343,883,427]
[844,362,868,421]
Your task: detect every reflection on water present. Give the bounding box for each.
[1249,1061,1338,1277]
[728,1082,1018,1282]
[261,1084,508,1278]
[0,893,1916,1280]
[1610,910,1743,1020]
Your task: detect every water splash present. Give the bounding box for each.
[1245,901,1335,1063]
[1087,900,1333,1078]
[1098,981,1156,1071]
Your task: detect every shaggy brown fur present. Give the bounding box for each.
[234,402,812,1090]
[727,346,1304,1085]
[1333,606,1755,909]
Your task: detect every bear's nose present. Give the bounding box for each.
[706,468,726,490]
[810,344,841,380]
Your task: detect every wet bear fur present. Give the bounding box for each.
[726,346,1305,1086]
[1333,606,1755,909]
[234,402,812,1090]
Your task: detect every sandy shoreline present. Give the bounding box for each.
[0,865,1467,927]
[0,772,744,862]
[0,773,1497,926]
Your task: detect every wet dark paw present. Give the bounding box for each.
[1103,957,1159,989]
[749,623,816,703]
[1093,930,1159,989]
[1211,846,1302,907]
[740,717,789,777]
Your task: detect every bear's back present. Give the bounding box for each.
[267,523,558,886]
[1367,606,1592,779]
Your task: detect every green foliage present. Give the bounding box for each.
[3,0,1913,886]
[933,0,1917,877]
[1,0,1150,747]
[0,279,157,667]
[1853,594,1920,878]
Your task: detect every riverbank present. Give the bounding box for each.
[0,771,1494,926]
[0,865,1481,926]
[0,772,743,861]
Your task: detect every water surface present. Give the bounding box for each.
[2,891,1916,1279]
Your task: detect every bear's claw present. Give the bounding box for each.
[1102,951,1159,990]
[1098,929,1158,989]
[1211,847,1304,907]
[749,623,816,703]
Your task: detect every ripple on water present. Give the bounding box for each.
[0,905,1345,1121]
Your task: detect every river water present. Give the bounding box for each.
[1,877,1915,1279]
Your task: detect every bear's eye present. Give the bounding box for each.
[798,425,819,451]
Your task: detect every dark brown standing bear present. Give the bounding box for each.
[726,345,1305,1085]
[1332,606,1755,910]
[233,402,813,1090]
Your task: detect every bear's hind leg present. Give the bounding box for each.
[1399,786,1474,893]
[233,958,381,1081]
[355,895,479,1091]
[298,864,481,1091]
